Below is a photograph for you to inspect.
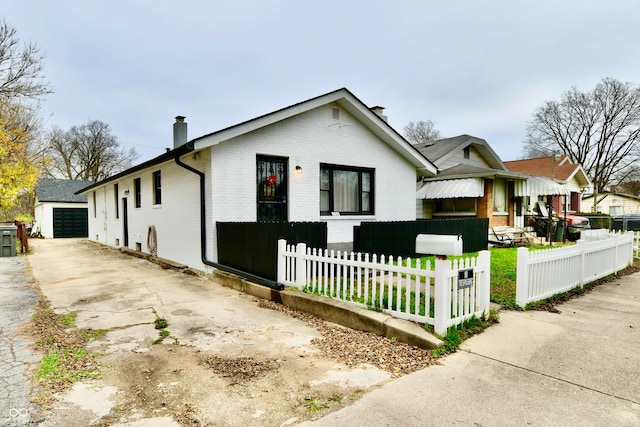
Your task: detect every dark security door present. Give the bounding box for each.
[257,155,288,222]
[122,197,129,247]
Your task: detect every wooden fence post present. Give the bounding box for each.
[277,239,287,285]
[628,231,636,263]
[515,246,529,308]
[295,242,307,290]
[477,250,491,316]
[577,240,586,287]
[434,257,451,336]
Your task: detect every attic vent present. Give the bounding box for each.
[332,108,340,120]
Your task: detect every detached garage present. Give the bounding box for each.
[34,179,93,238]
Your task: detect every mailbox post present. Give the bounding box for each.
[416,234,464,335]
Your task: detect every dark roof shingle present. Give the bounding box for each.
[36,179,93,203]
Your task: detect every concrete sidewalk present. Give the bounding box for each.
[300,271,640,426]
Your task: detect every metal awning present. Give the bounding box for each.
[514,176,576,196]
[417,178,484,199]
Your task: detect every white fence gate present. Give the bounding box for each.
[515,231,634,307]
[277,240,491,335]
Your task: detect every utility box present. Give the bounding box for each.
[415,234,463,256]
[0,225,17,257]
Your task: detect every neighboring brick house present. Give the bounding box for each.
[504,155,591,214]
[414,135,528,228]
[77,88,437,273]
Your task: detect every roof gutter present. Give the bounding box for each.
[173,150,283,290]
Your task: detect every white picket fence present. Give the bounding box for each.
[515,231,635,307]
[277,239,491,335]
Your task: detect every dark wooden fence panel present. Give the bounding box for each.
[354,218,489,257]
[217,222,327,281]
[612,215,640,231]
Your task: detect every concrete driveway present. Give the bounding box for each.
[26,239,392,426]
[28,239,320,350]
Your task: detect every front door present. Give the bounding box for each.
[122,197,129,247]
[257,155,288,221]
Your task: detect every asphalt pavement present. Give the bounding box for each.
[0,255,42,426]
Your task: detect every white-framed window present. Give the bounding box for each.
[152,170,161,205]
[320,163,374,215]
[114,183,119,219]
[134,177,141,208]
[493,179,507,213]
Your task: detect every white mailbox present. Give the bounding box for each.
[415,234,463,256]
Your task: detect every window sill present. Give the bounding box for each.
[432,212,476,217]
[493,212,508,216]
[321,214,375,220]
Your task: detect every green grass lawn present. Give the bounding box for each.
[418,245,553,310]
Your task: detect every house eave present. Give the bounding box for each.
[75,141,195,194]
[422,170,527,182]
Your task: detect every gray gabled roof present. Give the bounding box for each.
[414,134,507,171]
[36,178,93,203]
[191,87,437,176]
[426,164,527,181]
[78,88,438,195]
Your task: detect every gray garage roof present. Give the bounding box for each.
[36,178,93,203]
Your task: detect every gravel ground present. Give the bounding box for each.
[257,299,439,376]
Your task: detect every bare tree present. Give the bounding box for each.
[43,120,138,181]
[524,78,640,195]
[0,19,52,101]
[403,120,442,144]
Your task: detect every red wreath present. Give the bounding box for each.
[265,175,280,186]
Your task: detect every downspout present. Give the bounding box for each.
[174,148,283,290]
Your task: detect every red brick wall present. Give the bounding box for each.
[477,179,513,228]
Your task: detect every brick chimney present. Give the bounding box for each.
[173,116,187,148]
[370,106,388,122]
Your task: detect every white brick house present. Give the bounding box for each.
[78,88,437,273]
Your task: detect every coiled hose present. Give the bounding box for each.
[147,225,157,257]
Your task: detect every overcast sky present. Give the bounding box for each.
[5,1,640,163]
